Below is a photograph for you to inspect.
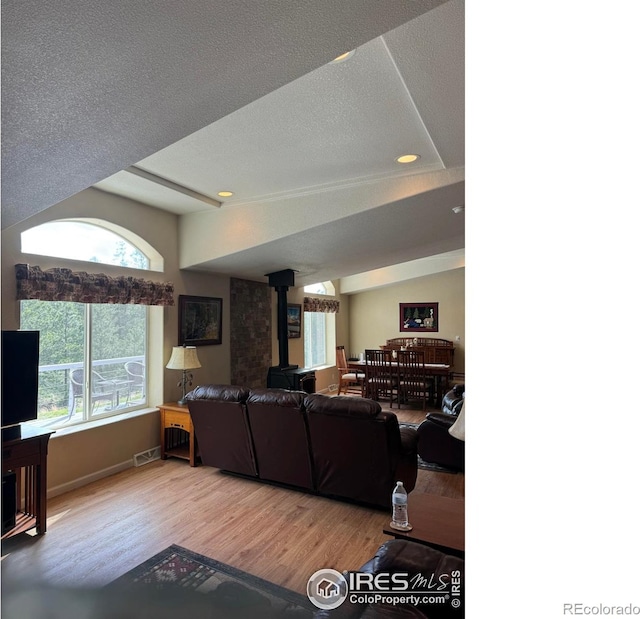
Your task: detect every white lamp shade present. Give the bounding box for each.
[448,400,465,442]
[166,346,201,370]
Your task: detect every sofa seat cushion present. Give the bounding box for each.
[304,393,381,418]
[341,371,364,381]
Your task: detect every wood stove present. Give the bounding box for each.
[265,269,316,393]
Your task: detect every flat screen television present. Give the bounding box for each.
[1,330,40,428]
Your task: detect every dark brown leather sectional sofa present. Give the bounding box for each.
[185,385,418,508]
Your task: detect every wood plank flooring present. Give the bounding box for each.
[1,403,463,597]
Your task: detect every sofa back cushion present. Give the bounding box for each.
[187,384,249,402]
[304,393,381,418]
[304,393,402,507]
[245,388,314,489]
[186,384,257,476]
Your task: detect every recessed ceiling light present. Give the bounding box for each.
[395,154,420,164]
[331,50,355,63]
[217,191,233,198]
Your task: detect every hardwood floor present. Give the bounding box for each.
[1,402,463,597]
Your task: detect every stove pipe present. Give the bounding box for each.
[266,269,297,369]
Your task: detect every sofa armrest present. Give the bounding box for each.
[394,425,419,495]
[417,414,465,472]
[366,540,462,576]
[399,425,418,455]
[423,412,456,430]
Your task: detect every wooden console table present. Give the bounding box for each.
[2,425,54,539]
[383,493,464,558]
[382,338,455,366]
[158,402,198,466]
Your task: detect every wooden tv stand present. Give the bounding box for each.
[2,425,54,539]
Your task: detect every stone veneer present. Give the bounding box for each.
[230,277,272,388]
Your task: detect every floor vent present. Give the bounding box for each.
[133,446,161,467]
[328,383,339,393]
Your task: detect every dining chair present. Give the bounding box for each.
[335,346,365,395]
[364,349,396,406]
[397,349,430,410]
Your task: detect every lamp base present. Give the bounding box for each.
[177,398,187,406]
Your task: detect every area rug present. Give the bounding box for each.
[109,544,314,617]
[399,422,460,473]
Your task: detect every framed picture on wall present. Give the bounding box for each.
[399,302,439,333]
[178,295,223,345]
[287,304,301,339]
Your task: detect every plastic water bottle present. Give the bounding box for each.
[391,481,409,529]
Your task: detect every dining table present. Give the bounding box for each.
[347,359,450,407]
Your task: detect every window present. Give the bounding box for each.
[303,282,336,368]
[19,220,154,428]
[304,311,327,368]
[21,301,147,427]
[305,281,335,296]
[21,220,150,269]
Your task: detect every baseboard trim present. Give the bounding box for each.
[48,459,134,499]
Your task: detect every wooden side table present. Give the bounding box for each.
[383,493,464,558]
[158,402,198,467]
[2,425,54,539]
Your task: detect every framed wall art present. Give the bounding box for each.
[399,302,439,333]
[178,295,223,345]
[287,304,301,339]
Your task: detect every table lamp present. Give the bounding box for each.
[166,345,201,405]
[448,400,465,441]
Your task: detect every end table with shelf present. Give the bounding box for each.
[2,425,54,540]
[158,402,199,467]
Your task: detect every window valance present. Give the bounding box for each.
[15,264,174,306]
[303,296,340,313]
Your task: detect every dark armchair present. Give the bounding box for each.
[417,385,465,472]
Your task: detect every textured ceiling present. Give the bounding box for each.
[2,0,464,291]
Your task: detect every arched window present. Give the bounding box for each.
[304,281,335,296]
[21,219,159,270]
[19,220,159,428]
